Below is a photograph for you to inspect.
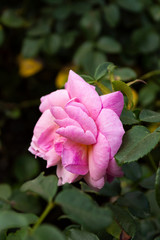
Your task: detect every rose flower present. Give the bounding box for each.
[29,70,125,190]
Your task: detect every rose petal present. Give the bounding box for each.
[28,138,45,158]
[89,132,110,181]
[84,173,105,190]
[66,70,102,120]
[65,98,89,115]
[33,110,56,139]
[107,158,123,177]
[39,89,70,112]
[106,174,115,183]
[55,118,81,128]
[96,108,125,157]
[56,126,96,145]
[65,105,97,137]
[45,148,61,168]
[50,106,68,119]
[56,163,79,185]
[62,140,88,175]
[101,91,124,116]
[37,125,56,151]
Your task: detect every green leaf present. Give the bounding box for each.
[80,182,98,194]
[139,82,159,107]
[80,75,94,83]
[66,229,99,240]
[73,42,94,65]
[122,162,142,181]
[5,108,21,119]
[30,224,66,240]
[114,67,137,81]
[117,191,150,218]
[80,11,101,39]
[109,204,136,237]
[99,179,121,197]
[6,228,28,240]
[155,166,160,208]
[149,5,160,22]
[55,188,112,231]
[132,28,159,53]
[43,34,61,55]
[112,80,133,109]
[13,154,40,182]
[116,0,144,12]
[139,109,160,123]
[76,50,107,75]
[106,220,121,239]
[139,174,155,189]
[115,126,160,165]
[62,31,77,48]
[103,4,120,28]
[94,62,115,80]
[10,190,41,214]
[146,190,160,217]
[0,210,37,231]
[21,38,44,58]
[1,9,26,28]
[97,37,122,53]
[21,173,58,202]
[0,184,12,200]
[120,109,139,125]
[27,20,51,37]
[95,82,111,94]
[52,5,71,20]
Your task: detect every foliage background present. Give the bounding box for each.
[0,0,160,239]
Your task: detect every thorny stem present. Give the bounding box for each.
[140,70,160,80]
[31,201,55,233]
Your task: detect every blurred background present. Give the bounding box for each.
[0,0,160,185]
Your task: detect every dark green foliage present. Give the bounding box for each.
[55,188,113,232]
[115,126,160,164]
[0,1,160,239]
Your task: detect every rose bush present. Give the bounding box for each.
[29,70,125,189]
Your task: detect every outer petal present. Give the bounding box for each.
[56,163,79,185]
[65,105,97,137]
[37,125,55,151]
[106,174,115,183]
[56,126,96,145]
[107,158,123,177]
[96,108,125,157]
[28,137,45,158]
[88,133,110,181]
[66,70,102,120]
[45,148,61,168]
[84,173,105,190]
[62,140,88,175]
[33,110,56,139]
[100,91,124,116]
[39,89,70,112]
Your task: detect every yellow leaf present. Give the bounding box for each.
[131,88,138,107]
[55,65,78,88]
[148,123,160,133]
[18,56,43,77]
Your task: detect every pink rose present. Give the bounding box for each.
[29,70,125,190]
